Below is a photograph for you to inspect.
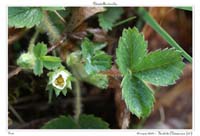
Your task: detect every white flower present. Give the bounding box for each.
[51,70,71,90]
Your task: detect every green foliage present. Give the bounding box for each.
[116,27,147,75]
[41,115,77,129]
[67,50,109,89]
[41,56,62,70]
[8,7,43,28]
[85,73,108,89]
[116,27,185,118]
[134,48,185,86]
[34,58,43,76]
[33,43,61,76]
[98,7,123,31]
[42,7,65,11]
[81,38,112,74]
[33,42,48,57]
[8,7,65,29]
[41,114,109,129]
[121,75,154,118]
[79,114,109,129]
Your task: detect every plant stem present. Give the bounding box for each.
[137,7,192,63]
[113,16,136,28]
[9,104,25,124]
[74,79,82,122]
[28,29,39,52]
[42,11,60,43]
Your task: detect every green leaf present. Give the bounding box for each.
[116,27,147,75]
[134,48,185,86]
[98,7,123,31]
[81,38,112,74]
[85,73,109,89]
[41,56,61,70]
[41,115,78,129]
[121,74,154,118]
[54,88,62,97]
[33,59,43,76]
[8,7,43,28]
[116,27,185,118]
[67,52,109,89]
[42,7,65,11]
[33,43,48,58]
[79,114,109,129]
[61,88,68,96]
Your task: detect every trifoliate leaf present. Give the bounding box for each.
[33,43,48,58]
[98,7,123,31]
[42,7,65,11]
[121,74,154,118]
[79,114,109,129]
[8,7,43,28]
[33,59,43,76]
[116,27,147,75]
[41,56,61,70]
[81,38,112,74]
[116,27,185,118]
[41,115,78,129]
[134,48,185,86]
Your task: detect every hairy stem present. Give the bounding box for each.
[28,29,40,52]
[42,11,60,43]
[74,79,82,122]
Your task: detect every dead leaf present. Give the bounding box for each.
[8,28,28,45]
[142,7,192,55]
[67,7,106,32]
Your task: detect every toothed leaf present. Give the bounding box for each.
[134,48,185,86]
[41,115,77,129]
[98,7,123,31]
[41,56,62,70]
[79,114,109,129]
[8,7,43,28]
[33,43,48,58]
[116,27,148,75]
[121,74,154,118]
[81,38,112,74]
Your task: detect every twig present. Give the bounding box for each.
[47,34,66,53]
[8,29,28,45]
[9,104,25,124]
[8,67,22,79]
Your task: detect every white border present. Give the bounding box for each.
[1,0,199,136]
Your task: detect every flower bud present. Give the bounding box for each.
[17,52,36,69]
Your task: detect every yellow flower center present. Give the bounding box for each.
[55,74,65,87]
